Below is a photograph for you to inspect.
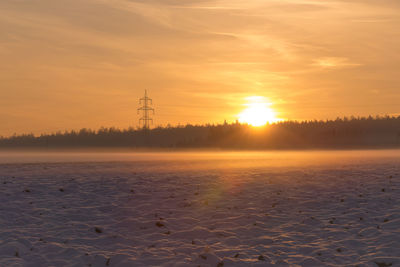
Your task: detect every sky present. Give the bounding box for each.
[0,0,399,136]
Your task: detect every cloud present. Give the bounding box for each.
[312,57,362,69]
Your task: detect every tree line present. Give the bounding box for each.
[1,116,400,149]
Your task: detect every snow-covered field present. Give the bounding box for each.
[0,150,399,266]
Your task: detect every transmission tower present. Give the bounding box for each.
[137,90,154,129]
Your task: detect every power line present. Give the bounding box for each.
[137,90,154,129]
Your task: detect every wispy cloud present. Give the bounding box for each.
[312,57,362,69]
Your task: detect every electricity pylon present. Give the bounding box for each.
[137,90,154,129]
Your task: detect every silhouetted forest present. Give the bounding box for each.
[1,116,400,149]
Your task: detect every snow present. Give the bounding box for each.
[0,150,399,266]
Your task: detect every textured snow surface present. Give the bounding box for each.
[0,151,399,266]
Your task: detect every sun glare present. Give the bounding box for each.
[238,97,280,127]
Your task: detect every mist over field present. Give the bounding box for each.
[1,149,400,166]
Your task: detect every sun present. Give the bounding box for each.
[238,97,280,127]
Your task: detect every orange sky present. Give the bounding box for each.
[0,0,399,136]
